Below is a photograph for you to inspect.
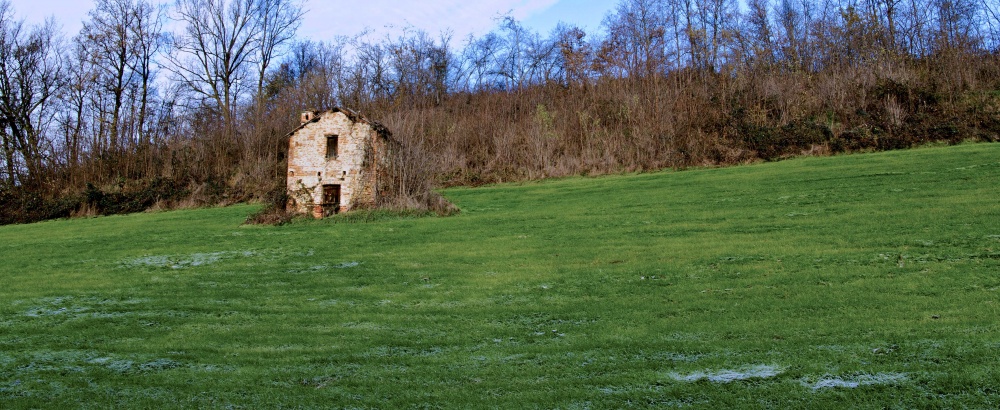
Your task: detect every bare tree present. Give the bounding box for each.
[384,29,453,106]
[0,1,63,187]
[79,0,134,152]
[128,0,165,147]
[497,16,532,90]
[776,0,805,69]
[554,23,593,86]
[696,0,738,72]
[168,0,259,129]
[599,0,669,77]
[524,30,560,85]
[743,0,776,67]
[56,41,97,176]
[78,0,164,156]
[252,0,303,101]
[461,31,503,90]
[865,0,904,53]
[276,39,347,109]
[932,0,980,52]
[984,0,1000,48]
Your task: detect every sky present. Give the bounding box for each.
[7,0,617,43]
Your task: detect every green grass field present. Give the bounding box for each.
[2,143,999,408]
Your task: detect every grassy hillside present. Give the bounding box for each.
[2,143,999,408]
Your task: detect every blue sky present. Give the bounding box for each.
[8,0,617,43]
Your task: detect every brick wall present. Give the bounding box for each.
[286,111,384,216]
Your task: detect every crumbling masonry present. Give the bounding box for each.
[286,108,395,218]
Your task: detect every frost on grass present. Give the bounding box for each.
[634,351,704,363]
[23,305,88,318]
[802,373,908,390]
[87,357,182,373]
[122,250,256,269]
[9,350,184,379]
[287,261,361,274]
[20,296,149,320]
[0,353,14,368]
[668,365,782,383]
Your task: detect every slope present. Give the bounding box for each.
[1,143,998,408]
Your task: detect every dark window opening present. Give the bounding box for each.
[326,135,339,159]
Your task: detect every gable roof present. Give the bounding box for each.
[286,107,393,139]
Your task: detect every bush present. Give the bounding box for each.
[84,178,187,216]
[244,205,294,226]
[243,184,293,226]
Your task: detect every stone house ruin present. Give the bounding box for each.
[286,108,395,218]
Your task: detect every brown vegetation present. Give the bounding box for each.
[1,0,1000,224]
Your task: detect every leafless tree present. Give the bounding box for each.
[554,23,593,86]
[984,0,1000,48]
[169,0,300,129]
[497,16,533,90]
[77,0,164,157]
[128,0,166,147]
[55,41,96,176]
[252,0,303,101]
[696,0,738,72]
[0,1,63,187]
[384,29,453,106]
[169,0,258,128]
[932,0,980,52]
[598,0,668,77]
[462,32,503,90]
[745,0,776,65]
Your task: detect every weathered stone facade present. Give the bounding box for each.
[286,109,393,218]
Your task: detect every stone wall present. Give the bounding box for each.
[286,110,384,216]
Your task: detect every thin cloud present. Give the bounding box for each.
[6,0,564,43]
[300,0,559,41]
[7,0,91,34]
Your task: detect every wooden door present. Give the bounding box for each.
[322,184,341,215]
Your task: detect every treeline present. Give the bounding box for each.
[2,0,1000,224]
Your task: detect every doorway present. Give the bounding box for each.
[322,184,341,216]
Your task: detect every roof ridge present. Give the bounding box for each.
[286,108,395,140]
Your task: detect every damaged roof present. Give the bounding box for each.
[286,107,394,139]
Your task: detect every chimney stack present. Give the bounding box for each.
[300,111,315,124]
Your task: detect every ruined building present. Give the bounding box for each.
[286,109,395,218]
